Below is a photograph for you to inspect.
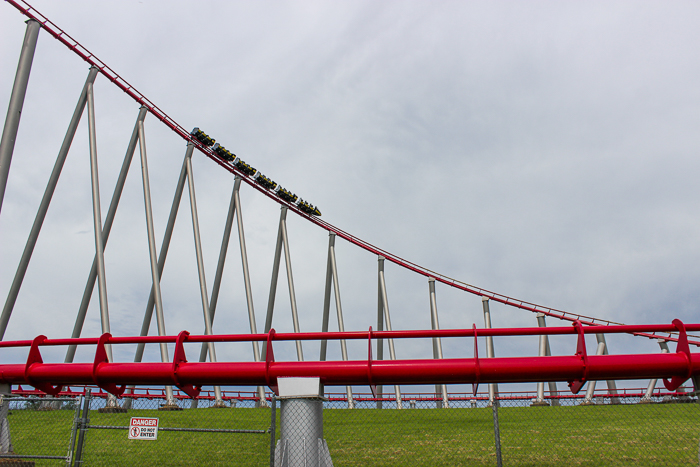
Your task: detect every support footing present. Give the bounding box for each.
[98,406,127,413]
[158,403,182,411]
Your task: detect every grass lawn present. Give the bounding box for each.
[3,401,698,466]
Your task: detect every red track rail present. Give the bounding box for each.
[0,321,697,397]
[3,0,695,346]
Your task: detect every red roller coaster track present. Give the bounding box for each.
[3,0,695,347]
[0,320,697,397]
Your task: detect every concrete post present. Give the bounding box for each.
[274,378,333,467]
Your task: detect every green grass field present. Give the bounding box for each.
[4,402,699,466]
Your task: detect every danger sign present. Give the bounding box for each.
[128,417,159,440]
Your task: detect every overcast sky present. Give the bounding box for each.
[1,1,699,392]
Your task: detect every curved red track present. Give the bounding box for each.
[4,0,694,346]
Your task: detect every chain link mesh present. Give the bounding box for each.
[0,395,80,466]
[78,393,270,467]
[313,391,700,466]
[3,389,698,466]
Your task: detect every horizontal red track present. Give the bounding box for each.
[4,0,696,346]
[1,354,695,387]
[0,321,696,397]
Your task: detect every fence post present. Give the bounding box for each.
[0,388,12,455]
[492,398,503,467]
[72,389,92,467]
[269,395,278,467]
[66,396,82,467]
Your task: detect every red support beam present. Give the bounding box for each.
[0,321,696,397]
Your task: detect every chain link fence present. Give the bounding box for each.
[0,395,81,466]
[74,390,271,467]
[1,388,698,466]
[311,391,700,467]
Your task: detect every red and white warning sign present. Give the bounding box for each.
[128,417,159,440]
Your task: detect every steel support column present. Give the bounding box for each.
[583,334,620,404]
[2,67,98,341]
[535,313,560,406]
[319,233,353,408]
[198,178,241,363]
[125,142,188,409]
[377,256,402,409]
[428,278,448,408]
[86,82,112,360]
[232,178,266,405]
[376,257,384,409]
[0,19,41,217]
[482,297,500,406]
[185,143,223,404]
[261,207,305,361]
[137,118,175,406]
[642,339,671,402]
[582,335,607,404]
[133,144,189,363]
[66,104,147,363]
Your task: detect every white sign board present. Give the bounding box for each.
[128,417,159,440]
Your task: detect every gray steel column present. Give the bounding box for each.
[428,278,448,408]
[133,145,189,363]
[137,119,175,405]
[232,178,267,405]
[534,313,560,406]
[280,208,304,361]
[185,144,222,403]
[263,207,285,359]
[482,297,500,405]
[66,104,146,363]
[582,336,607,405]
[86,82,112,362]
[0,19,41,217]
[533,313,550,406]
[199,178,241,364]
[376,260,384,408]
[319,233,333,362]
[329,233,353,408]
[2,68,98,341]
[642,339,671,401]
[262,207,303,361]
[377,257,402,409]
[597,333,620,403]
